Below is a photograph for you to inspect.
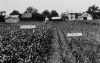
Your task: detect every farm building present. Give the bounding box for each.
[78,16,83,20]
[61,12,69,21]
[5,16,20,23]
[68,13,81,20]
[50,16,62,21]
[78,13,93,20]
[20,12,45,21]
[5,10,21,23]
[20,12,33,21]
[82,13,93,20]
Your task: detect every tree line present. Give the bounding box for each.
[23,6,59,21]
[31,5,100,20]
[1,5,100,21]
[86,5,100,19]
[18,6,59,21]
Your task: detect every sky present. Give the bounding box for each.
[0,0,100,15]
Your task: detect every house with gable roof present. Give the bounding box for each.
[5,10,21,23]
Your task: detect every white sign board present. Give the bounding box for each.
[20,25,36,29]
[52,17,61,19]
[67,33,82,37]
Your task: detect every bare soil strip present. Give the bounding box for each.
[48,27,62,63]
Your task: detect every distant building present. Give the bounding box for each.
[5,10,21,23]
[82,13,93,20]
[20,12,33,21]
[61,12,69,21]
[68,13,81,20]
[78,16,83,20]
[78,13,93,20]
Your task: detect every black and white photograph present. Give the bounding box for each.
[0,0,100,63]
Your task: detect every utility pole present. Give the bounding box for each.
[67,10,68,20]
[71,10,72,21]
[67,10,68,13]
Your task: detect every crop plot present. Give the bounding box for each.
[0,22,53,63]
[50,21,100,63]
[1,21,100,63]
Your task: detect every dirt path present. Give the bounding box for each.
[48,27,62,63]
[49,22,75,63]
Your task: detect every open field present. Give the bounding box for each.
[51,21,100,63]
[0,21,53,63]
[0,20,100,63]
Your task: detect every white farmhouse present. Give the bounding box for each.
[78,13,93,20]
[68,13,81,20]
[68,13,76,20]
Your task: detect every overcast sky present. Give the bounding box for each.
[0,0,100,15]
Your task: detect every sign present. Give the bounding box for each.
[52,17,61,19]
[67,33,82,37]
[20,25,36,29]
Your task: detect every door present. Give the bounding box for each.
[83,17,87,20]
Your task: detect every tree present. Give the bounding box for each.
[61,12,68,21]
[41,10,50,17]
[32,13,45,21]
[25,6,38,13]
[86,5,100,19]
[50,10,59,17]
[0,11,6,16]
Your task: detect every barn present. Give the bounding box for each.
[20,13,33,21]
[5,10,21,23]
[68,13,81,20]
[68,13,76,20]
[78,13,93,20]
[5,15,20,23]
[82,13,93,20]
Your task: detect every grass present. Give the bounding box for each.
[0,21,53,63]
[1,20,100,63]
[52,20,100,63]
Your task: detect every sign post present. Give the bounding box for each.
[67,33,82,51]
[20,25,36,33]
[20,25,36,29]
[67,33,82,37]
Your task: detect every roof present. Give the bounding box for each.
[69,13,81,15]
[10,10,21,15]
[81,13,92,17]
[68,13,82,18]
